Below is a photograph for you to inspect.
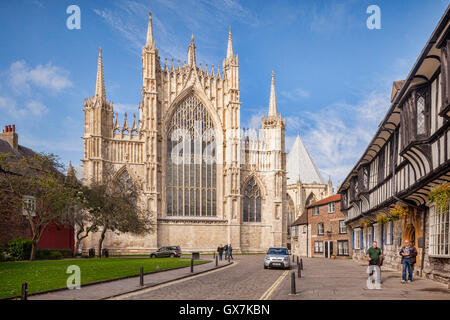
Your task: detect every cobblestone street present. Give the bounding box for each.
[114,255,450,300]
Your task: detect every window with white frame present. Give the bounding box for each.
[337,240,349,256]
[312,207,319,216]
[386,221,393,245]
[317,223,324,235]
[314,241,324,253]
[291,226,298,237]
[22,195,36,217]
[429,204,450,257]
[328,202,336,213]
[339,220,346,234]
[354,228,360,248]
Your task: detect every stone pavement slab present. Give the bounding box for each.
[271,257,450,300]
[28,256,229,300]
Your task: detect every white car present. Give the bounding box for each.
[264,247,291,269]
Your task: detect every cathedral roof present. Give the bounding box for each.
[286,134,325,185]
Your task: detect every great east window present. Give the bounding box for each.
[166,95,217,217]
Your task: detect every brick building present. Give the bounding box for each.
[0,124,74,253]
[306,194,352,258]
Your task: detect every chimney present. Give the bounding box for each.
[0,124,19,150]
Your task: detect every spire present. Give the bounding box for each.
[94,48,106,99]
[67,161,75,177]
[146,12,155,48]
[268,71,277,116]
[226,27,234,59]
[188,34,196,67]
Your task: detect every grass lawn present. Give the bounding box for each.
[0,257,207,299]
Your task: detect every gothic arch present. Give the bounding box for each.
[114,165,142,190]
[242,176,263,223]
[162,86,223,144]
[241,173,267,199]
[305,192,317,206]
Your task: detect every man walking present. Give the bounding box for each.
[366,241,383,289]
[228,244,233,260]
[224,244,229,260]
[217,245,224,261]
[399,239,417,283]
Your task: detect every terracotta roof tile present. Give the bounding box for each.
[306,194,341,208]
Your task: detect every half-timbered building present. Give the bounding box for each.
[338,7,450,284]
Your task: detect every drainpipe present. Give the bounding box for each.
[421,208,426,277]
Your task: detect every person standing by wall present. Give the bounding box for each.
[217,245,224,261]
[399,239,417,283]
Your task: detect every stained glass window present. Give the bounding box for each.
[243,178,261,222]
[166,95,217,216]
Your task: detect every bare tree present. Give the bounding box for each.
[83,166,153,257]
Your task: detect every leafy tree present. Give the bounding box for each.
[0,153,76,260]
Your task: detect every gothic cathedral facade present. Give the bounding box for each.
[81,13,287,253]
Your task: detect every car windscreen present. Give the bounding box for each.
[267,248,288,255]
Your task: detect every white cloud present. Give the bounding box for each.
[26,100,49,116]
[8,60,72,93]
[299,90,391,186]
[114,103,138,115]
[281,88,310,100]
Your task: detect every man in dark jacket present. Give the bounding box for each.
[399,239,417,283]
[217,245,224,261]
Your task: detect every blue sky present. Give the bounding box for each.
[0,0,448,186]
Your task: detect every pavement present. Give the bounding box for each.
[271,257,450,300]
[27,254,450,300]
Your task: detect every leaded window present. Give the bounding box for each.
[116,170,138,210]
[337,240,349,256]
[314,241,324,253]
[243,178,261,222]
[417,95,425,135]
[429,204,450,257]
[166,95,217,217]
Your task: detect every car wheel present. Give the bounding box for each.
[264,266,268,269]
[150,254,156,258]
[170,253,175,258]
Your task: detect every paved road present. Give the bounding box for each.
[118,254,285,300]
[271,257,450,300]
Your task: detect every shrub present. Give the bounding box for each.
[0,244,4,262]
[8,238,32,261]
[37,249,72,260]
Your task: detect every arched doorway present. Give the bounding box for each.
[404,224,416,246]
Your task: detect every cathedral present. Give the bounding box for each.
[81,12,289,253]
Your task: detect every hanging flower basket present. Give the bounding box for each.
[428,183,450,214]
[389,205,409,220]
[360,220,372,228]
[376,214,389,225]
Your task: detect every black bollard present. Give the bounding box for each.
[292,254,295,262]
[300,258,303,270]
[190,258,194,273]
[297,264,302,278]
[215,255,218,266]
[290,271,296,295]
[297,256,299,265]
[140,266,144,286]
[21,282,28,300]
